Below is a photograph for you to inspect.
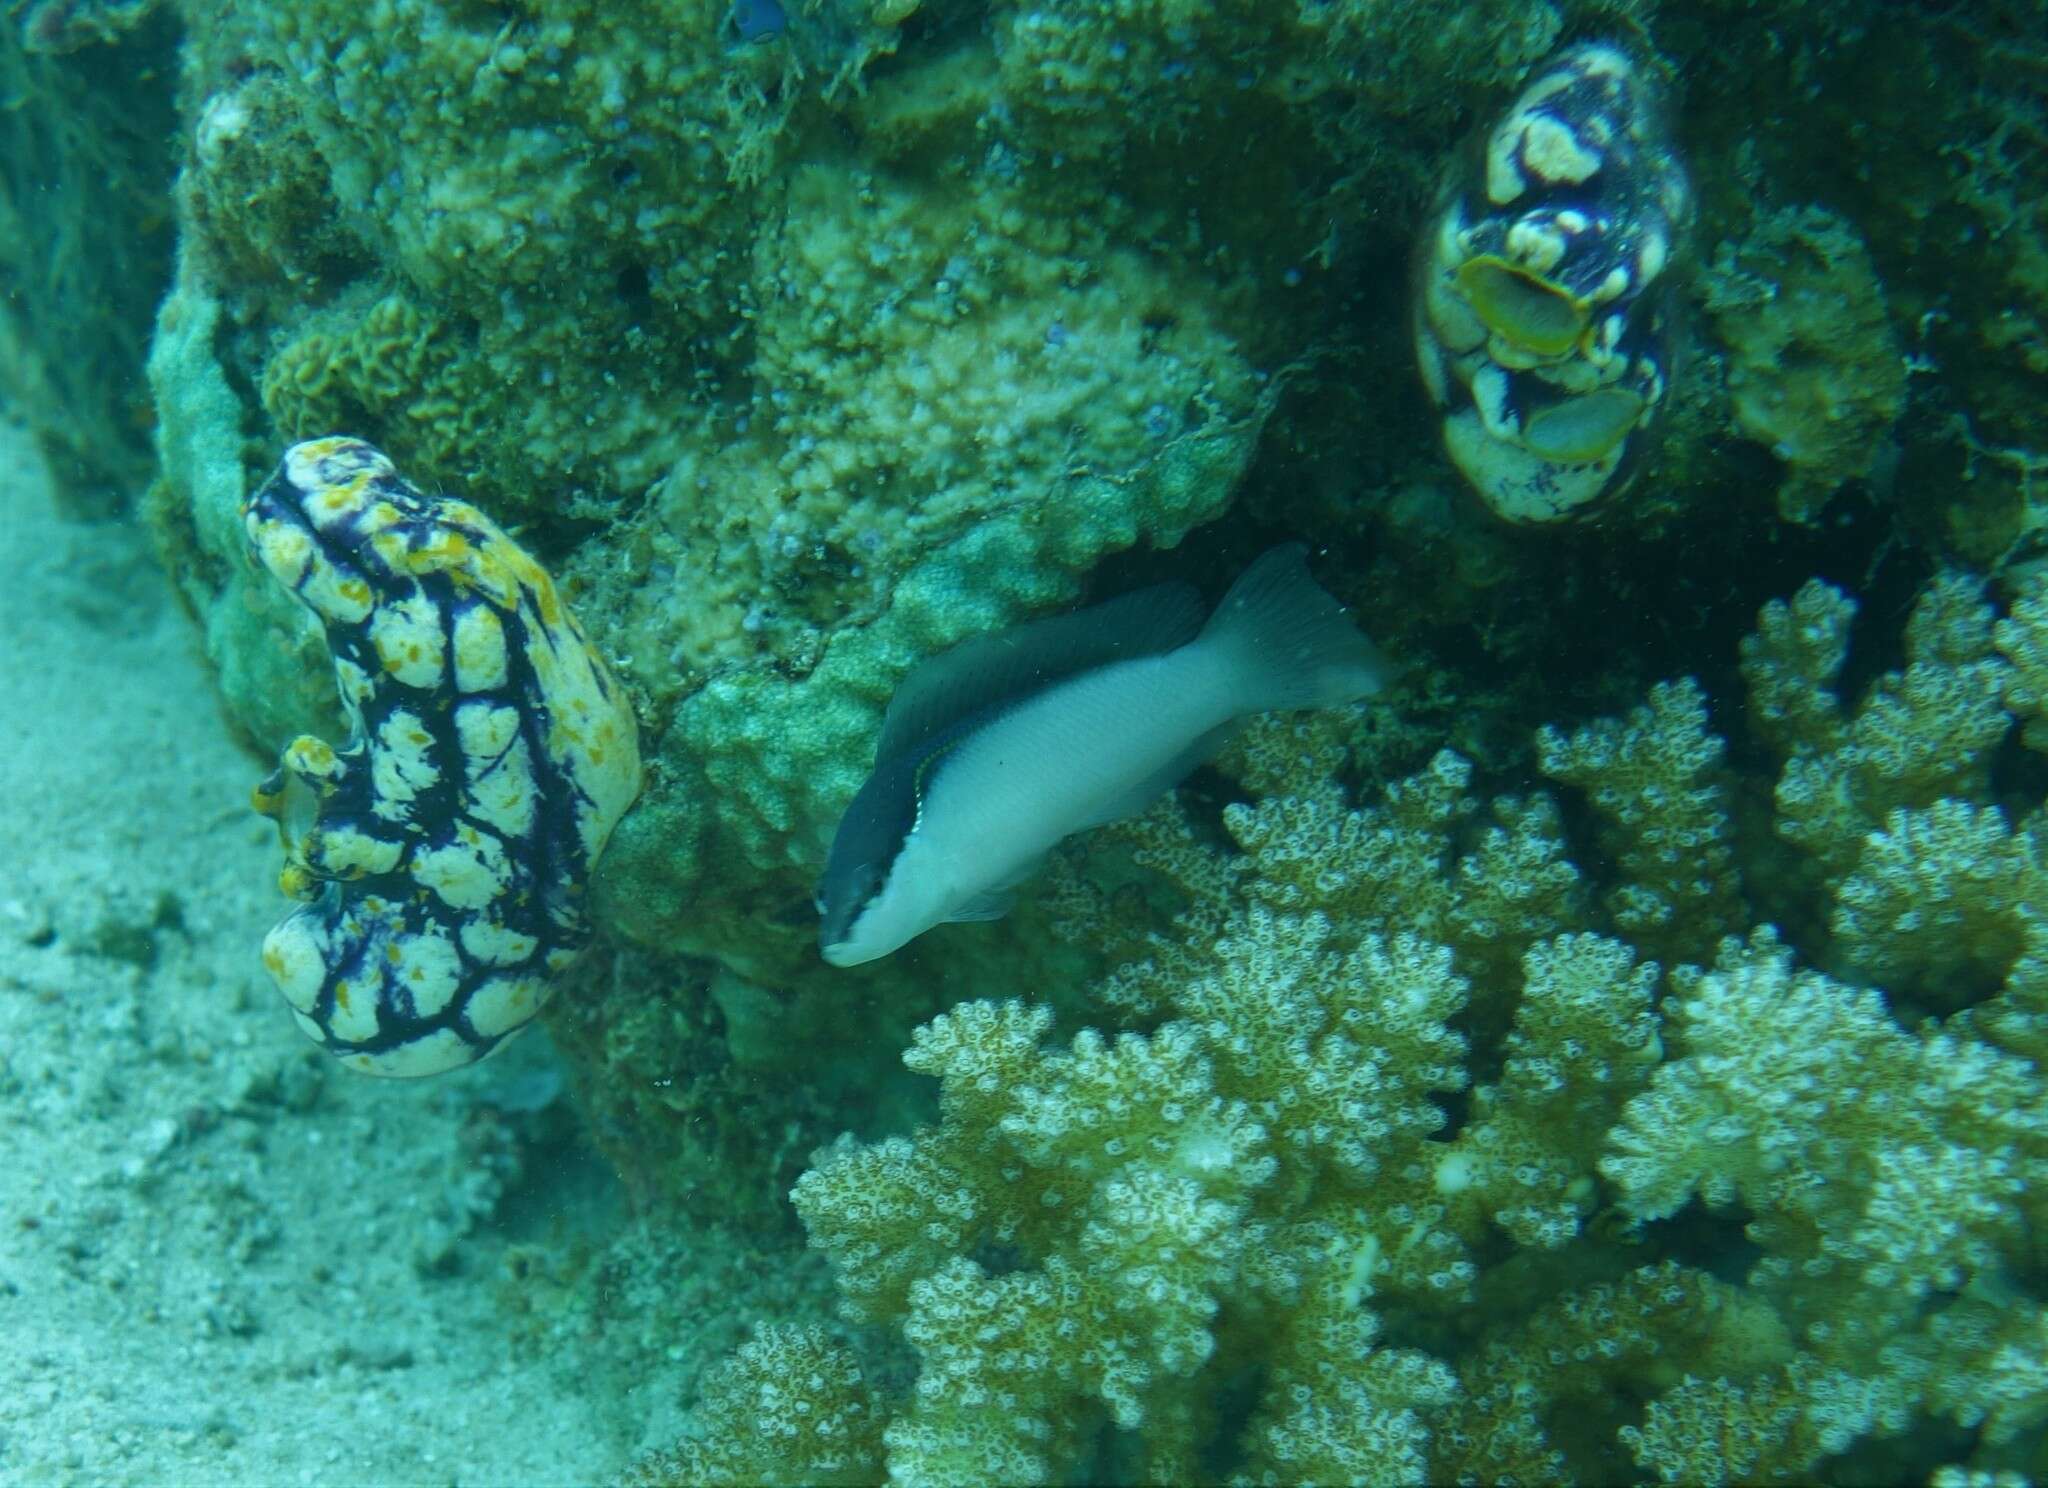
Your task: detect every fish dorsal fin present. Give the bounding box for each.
[875,581,1205,767]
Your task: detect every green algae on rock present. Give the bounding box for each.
[0,4,179,517]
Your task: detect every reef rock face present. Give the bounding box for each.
[122,0,2044,1171]
[130,0,2046,990]
[144,0,1603,972]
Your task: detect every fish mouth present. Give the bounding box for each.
[819,937,870,968]
[816,906,857,964]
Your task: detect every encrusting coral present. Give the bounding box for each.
[628,567,2048,1486]
[1701,204,1906,525]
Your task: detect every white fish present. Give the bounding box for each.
[816,544,1390,966]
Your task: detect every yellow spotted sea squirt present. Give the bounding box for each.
[243,438,641,1076]
[1415,42,1691,524]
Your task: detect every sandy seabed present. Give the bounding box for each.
[0,419,651,1485]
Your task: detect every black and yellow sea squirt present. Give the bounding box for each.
[243,438,641,1076]
[1414,42,1692,524]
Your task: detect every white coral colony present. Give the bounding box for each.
[1414,42,1692,524]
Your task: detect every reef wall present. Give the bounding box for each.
[0,0,178,516]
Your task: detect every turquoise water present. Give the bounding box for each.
[2,2,2045,1484]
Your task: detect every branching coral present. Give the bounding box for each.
[1218,740,1588,990]
[782,883,1492,1482]
[1620,1353,1913,1487]
[1831,799,2043,1008]
[1437,933,1661,1250]
[1994,587,2048,749]
[1740,573,2012,884]
[634,564,2048,1486]
[1748,566,2048,1066]
[622,1323,884,1487]
[1602,931,2044,1336]
[1596,918,2048,1482]
[1536,678,1742,964]
[1439,1260,1794,1483]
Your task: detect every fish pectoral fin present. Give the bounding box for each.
[944,855,1051,922]
[1069,721,1241,833]
[944,890,1020,923]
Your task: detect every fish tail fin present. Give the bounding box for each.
[1199,544,1391,714]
